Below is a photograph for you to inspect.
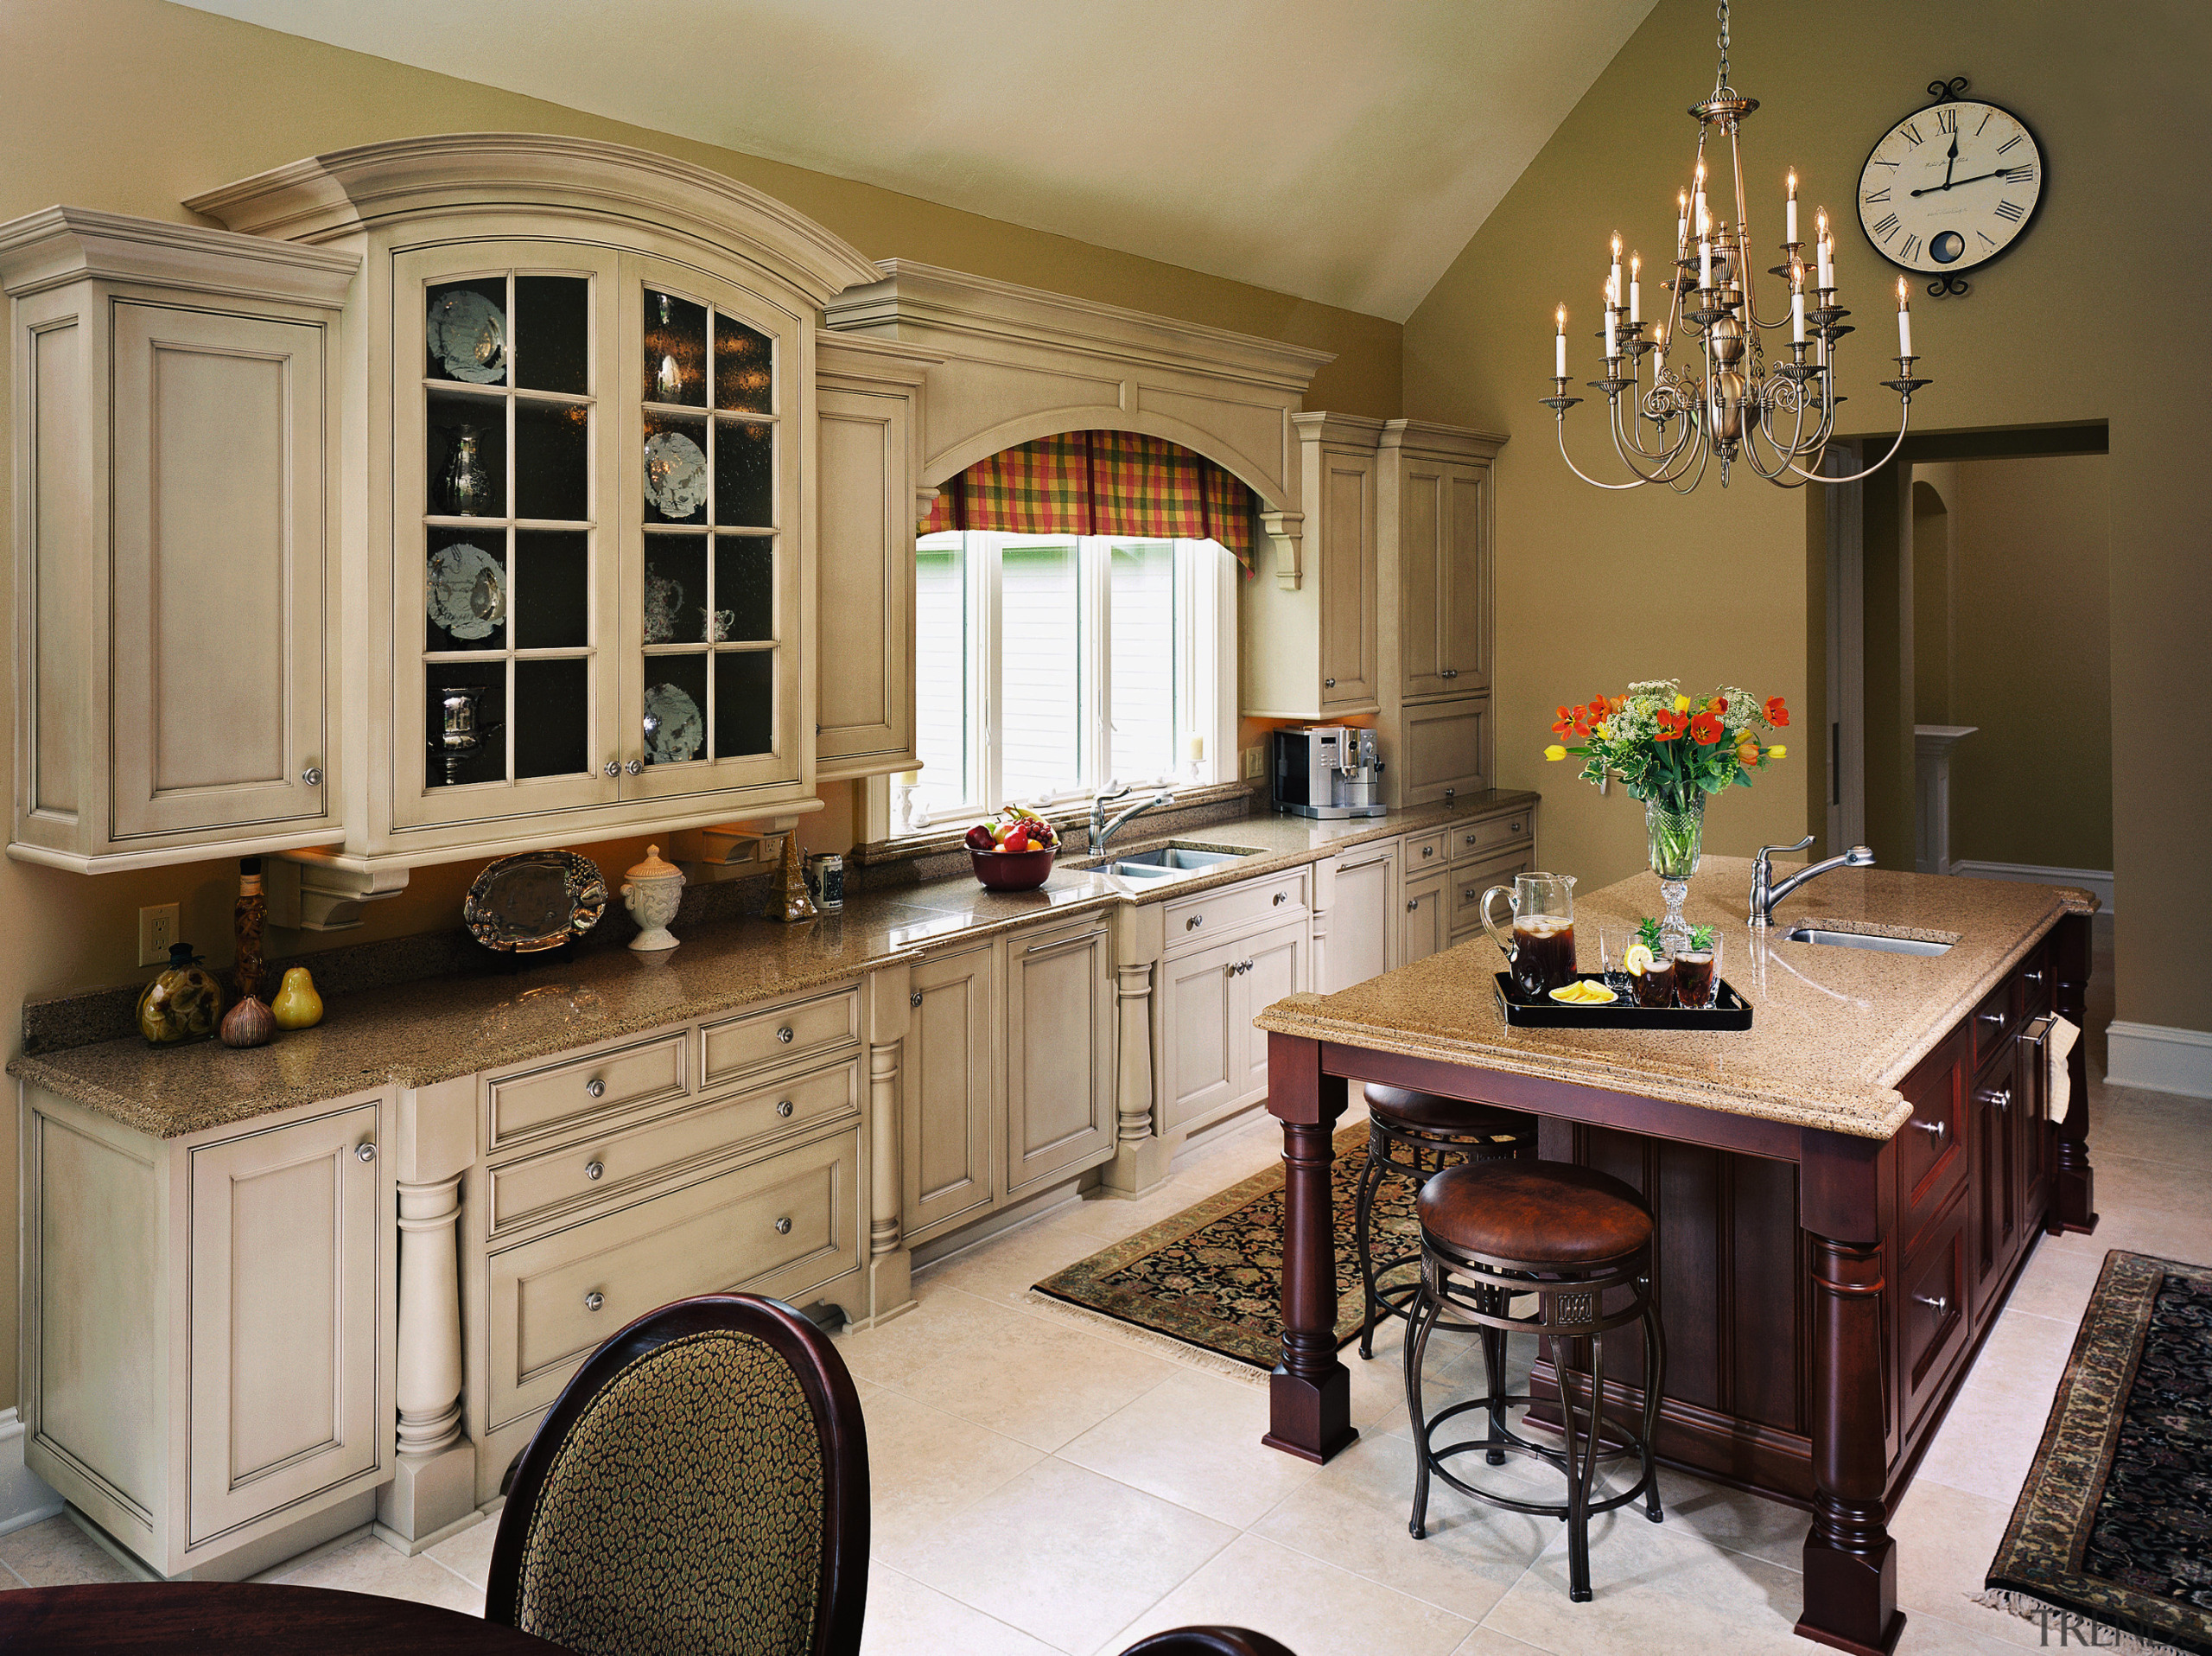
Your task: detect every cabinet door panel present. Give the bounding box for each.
[904,944,998,1239]
[1441,464,1491,691]
[1161,937,1243,1131]
[188,1103,380,1545]
[815,383,913,776]
[1004,922,1114,1198]
[1396,464,1446,698]
[111,303,330,838]
[1402,869,1450,965]
[1400,695,1489,806]
[1323,846,1396,992]
[1234,922,1309,1105]
[1315,453,1376,710]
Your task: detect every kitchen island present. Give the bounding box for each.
[1253,857,2096,1656]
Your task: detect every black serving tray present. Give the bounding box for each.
[1494,972,1753,1031]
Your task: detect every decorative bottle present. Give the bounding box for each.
[137,944,223,1046]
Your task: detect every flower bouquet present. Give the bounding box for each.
[1545,679,1789,949]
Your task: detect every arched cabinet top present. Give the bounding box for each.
[185,133,881,308]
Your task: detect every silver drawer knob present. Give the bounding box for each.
[1186,915,1203,930]
[1408,899,1420,911]
[585,1078,607,1099]
[584,1290,605,1313]
[1911,1117,1948,1140]
[776,1099,794,1118]
[355,1142,375,1162]
[909,989,924,1007]
[1273,891,1287,906]
[585,1159,604,1181]
[1324,678,1336,688]
[604,759,621,777]
[1980,1086,2012,1113]
[2025,968,2044,985]
[773,1216,792,1235]
[777,1026,794,1043]
[1913,1292,1948,1315]
[302,765,324,787]
[1978,1010,2006,1028]
[625,759,643,776]
[1422,845,1434,857]
[1510,820,1523,834]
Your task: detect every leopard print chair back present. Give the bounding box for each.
[486,1295,868,1656]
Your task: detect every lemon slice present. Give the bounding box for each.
[1548,980,1618,1003]
[1623,943,1655,978]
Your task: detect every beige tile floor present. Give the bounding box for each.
[2,1063,2202,1656]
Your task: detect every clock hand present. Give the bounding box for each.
[1941,132,1959,192]
[1909,167,2020,198]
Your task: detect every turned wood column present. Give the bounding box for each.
[394,1174,465,1458]
[1114,960,1158,1149]
[1262,1033,1356,1464]
[1798,1128,1904,1656]
[861,967,915,1325]
[2050,910,2097,1234]
[1103,901,1171,1197]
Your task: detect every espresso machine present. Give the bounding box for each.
[1272,726,1385,819]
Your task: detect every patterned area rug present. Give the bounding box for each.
[1978,1250,2212,1656]
[1032,1124,1406,1374]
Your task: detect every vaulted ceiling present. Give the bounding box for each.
[176,0,1656,322]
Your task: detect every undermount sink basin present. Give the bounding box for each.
[1109,844,1259,879]
[1785,925,1955,958]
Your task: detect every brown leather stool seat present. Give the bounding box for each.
[1351,1085,1539,1359]
[1417,1160,1653,1268]
[1403,1157,1666,1604]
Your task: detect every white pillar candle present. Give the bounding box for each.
[1694,164,1708,237]
[1786,171,1799,245]
[1609,234,1623,309]
[1816,212,1833,287]
[1630,254,1641,324]
[1897,278,1912,355]
[1603,288,1618,360]
[1792,290,1806,344]
[1700,237,1713,290]
[1186,733,1205,766]
[1554,305,1567,378]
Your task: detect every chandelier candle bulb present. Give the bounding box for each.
[1604,288,1618,360]
[1897,278,1912,355]
[1792,287,1806,344]
[1786,170,1798,244]
[1630,254,1642,323]
[1555,306,1567,378]
[1610,234,1623,303]
[1677,189,1689,252]
[1816,214,1833,288]
[1700,235,1713,290]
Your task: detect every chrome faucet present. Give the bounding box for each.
[1090,783,1175,856]
[1751,835,1876,927]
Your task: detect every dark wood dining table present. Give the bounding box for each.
[0,1581,569,1652]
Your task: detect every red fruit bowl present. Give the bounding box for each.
[971,846,1055,890]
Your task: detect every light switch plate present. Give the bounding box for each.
[137,902,180,967]
[1243,746,1265,780]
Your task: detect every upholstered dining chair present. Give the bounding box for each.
[486,1294,869,1656]
[1117,1629,1299,1656]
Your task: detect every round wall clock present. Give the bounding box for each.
[1858,85,2043,289]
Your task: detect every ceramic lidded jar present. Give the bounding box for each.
[620,844,686,953]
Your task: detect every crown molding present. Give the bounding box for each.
[0,206,359,305]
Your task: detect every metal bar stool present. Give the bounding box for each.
[1403,1159,1667,1603]
[1354,1085,1539,1359]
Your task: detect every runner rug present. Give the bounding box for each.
[1029,1123,1393,1378]
[1976,1249,2212,1656]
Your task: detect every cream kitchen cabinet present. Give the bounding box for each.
[902,939,1000,1245]
[1378,422,1499,704]
[1402,866,1452,963]
[1004,914,1116,1200]
[0,211,355,873]
[1157,868,1313,1137]
[20,1084,392,1579]
[1318,839,1400,993]
[1242,412,1382,719]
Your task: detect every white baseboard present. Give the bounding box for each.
[2106,1021,2212,1100]
[0,1409,64,1534]
[1950,860,2114,914]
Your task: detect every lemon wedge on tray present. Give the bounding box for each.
[1622,944,1656,978]
[1548,980,1618,1004]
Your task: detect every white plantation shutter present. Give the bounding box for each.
[998,540,1083,800]
[1109,540,1177,783]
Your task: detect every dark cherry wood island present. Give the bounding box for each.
[1254,857,2097,1656]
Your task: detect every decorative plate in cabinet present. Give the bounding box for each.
[464,850,609,952]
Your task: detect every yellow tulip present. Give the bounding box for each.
[1770,743,1788,759]
[1673,694,1691,712]
[1543,744,1567,761]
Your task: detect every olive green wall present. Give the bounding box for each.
[1929,455,2113,872]
[1404,0,2209,1042]
[0,0,1405,1413]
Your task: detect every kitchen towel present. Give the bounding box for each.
[2046,1014,2081,1123]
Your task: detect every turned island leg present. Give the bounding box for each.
[1262,1034,1357,1464]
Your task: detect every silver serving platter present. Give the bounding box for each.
[463,850,608,953]
[642,430,708,518]
[427,289,506,384]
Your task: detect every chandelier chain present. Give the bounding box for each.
[1714,0,1730,92]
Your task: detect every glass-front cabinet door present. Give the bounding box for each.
[618,256,800,800]
[395,243,620,828]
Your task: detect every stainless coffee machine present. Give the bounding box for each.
[1272,725,1385,819]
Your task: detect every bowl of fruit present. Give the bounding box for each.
[964,807,1059,889]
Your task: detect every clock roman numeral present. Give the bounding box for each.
[1900,234,1923,262]
[1994,200,2026,223]
[1997,134,2023,154]
[1871,212,1902,241]
[1936,107,1957,134]
[1976,111,1993,136]
[2004,163,2037,185]
[1902,119,1924,145]
[1863,187,1892,205]
[1977,230,1998,248]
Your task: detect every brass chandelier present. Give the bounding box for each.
[1543,0,1929,490]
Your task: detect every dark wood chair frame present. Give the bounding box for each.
[1118,1628,1300,1656]
[486,1293,870,1656]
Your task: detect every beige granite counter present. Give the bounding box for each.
[1254,857,2098,1141]
[10,793,1536,1138]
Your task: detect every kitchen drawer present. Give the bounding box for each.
[487,1055,862,1236]
[1448,809,1532,867]
[1402,830,1449,874]
[1898,1037,1967,1245]
[701,985,862,1086]
[486,1032,689,1153]
[2015,938,2054,1021]
[484,1126,861,1430]
[1968,979,2016,1075]
[1901,1188,1970,1417]
[1449,849,1535,934]
[1164,868,1310,955]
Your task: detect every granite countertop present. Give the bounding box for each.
[1254,856,2098,1142]
[11,793,1537,1138]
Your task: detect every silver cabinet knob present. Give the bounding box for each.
[1441,668,1458,679]
[777,1026,794,1044]
[302,766,324,787]
[584,1159,604,1181]
[355,1142,375,1162]
[773,1216,792,1235]
[625,759,643,776]
[1978,1010,2006,1028]
[776,1099,794,1118]
[1323,678,1337,688]
[909,990,924,1008]
[1186,915,1203,930]
[1465,832,1479,845]
[1911,1117,1948,1140]
[1273,891,1287,906]
[1913,1292,1948,1315]
[1407,899,1420,911]
[1979,1086,2012,1113]
[1421,845,1434,858]
[1510,820,1523,835]
[604,759,621,778]
[585,1078,607,1099]
[584,1290,605,1313]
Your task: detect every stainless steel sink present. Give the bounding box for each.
[1108,844,1261,880]
[1784,925,1955,957]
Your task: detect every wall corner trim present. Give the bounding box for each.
[0,1410,65,1535]
[2105,1022,2212,1101]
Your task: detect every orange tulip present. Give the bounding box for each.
[1735,737,1760,768]
[1764,696,1789,727]
[1654,710,1688,742]
[1690,710,1724,745]
[1707,695,1729,715]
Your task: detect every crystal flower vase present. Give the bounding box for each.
[1645,793,1706,952]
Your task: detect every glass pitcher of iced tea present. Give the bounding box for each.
[1481,872,1579,997]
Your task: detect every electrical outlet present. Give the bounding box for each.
[138,903,181,968]
[1243,745,1265,780]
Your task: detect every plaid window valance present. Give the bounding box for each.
[920,430,1258,568]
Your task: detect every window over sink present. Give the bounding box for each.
[908,531,1233,826]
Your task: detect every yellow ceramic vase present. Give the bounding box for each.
[270,965,323,1030]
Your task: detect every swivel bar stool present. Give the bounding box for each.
[1353,1085,1539,1359]
[1403,1158,1667,1603]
